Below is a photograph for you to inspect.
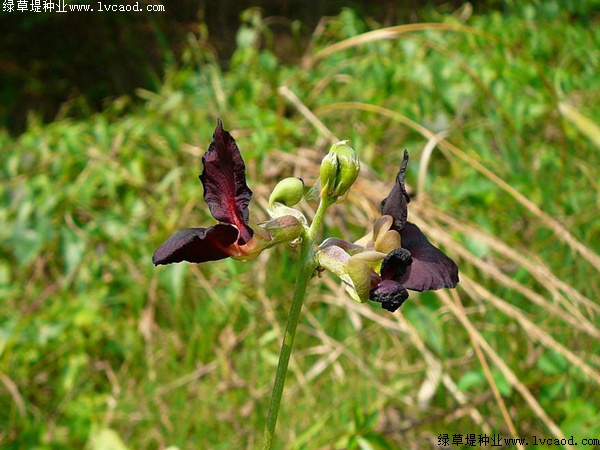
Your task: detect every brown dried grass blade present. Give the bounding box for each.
[438,289,574,449]
[305,23,495,68]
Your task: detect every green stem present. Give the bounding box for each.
[308,196,334,241]
[261,196,333,449]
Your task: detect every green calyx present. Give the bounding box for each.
[261,215,304,246]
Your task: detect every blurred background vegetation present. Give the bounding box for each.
[1,0,599,449]
[1,0,481,135]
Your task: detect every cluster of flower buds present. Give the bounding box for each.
[153,121,458,313]
[319,140,361,201]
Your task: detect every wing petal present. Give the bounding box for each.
[152,224,239,265]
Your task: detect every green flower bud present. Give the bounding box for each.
[319,140,360,199]
[269,177,305,207]
[319,152,338,197]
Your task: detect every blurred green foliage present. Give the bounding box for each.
[0,0,488,135]
[1,1,599,448]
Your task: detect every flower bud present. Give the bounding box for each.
[269,177,305,207]
[319,140,360,199]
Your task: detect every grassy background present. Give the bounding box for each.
[1,2,600,449]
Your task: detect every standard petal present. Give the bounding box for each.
[152,224,239,266]
[380,150,411,231]
[199,120,254,244]
[398,222,459,291]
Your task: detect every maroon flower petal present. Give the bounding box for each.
[380,150,411,231]
[152,224,239,266]
[199,120,254,244]
[370,280,409,312]
[398,222,459,291]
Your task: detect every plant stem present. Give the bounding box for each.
[261,240,315,449]
[308,196,334,241]
[261,197,333,449]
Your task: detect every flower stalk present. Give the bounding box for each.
[262,231,313,449]
[262,192,335,449]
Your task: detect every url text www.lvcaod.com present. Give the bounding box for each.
[437,433,599,447]
[2,1,165,13]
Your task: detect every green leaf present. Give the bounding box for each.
[457,370,485,392]
[87,427,130,450]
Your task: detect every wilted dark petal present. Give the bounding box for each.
[199,120,254,244]
[380,247,412,280]
[370,280,409,312]
[398,222,459,291]
[319,237,363,254]
[152,224,239,266]
[380,150,411,231]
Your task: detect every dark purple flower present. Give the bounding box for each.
[153,120,266,266]
[370,150,459,311]
[316,150,458,313]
